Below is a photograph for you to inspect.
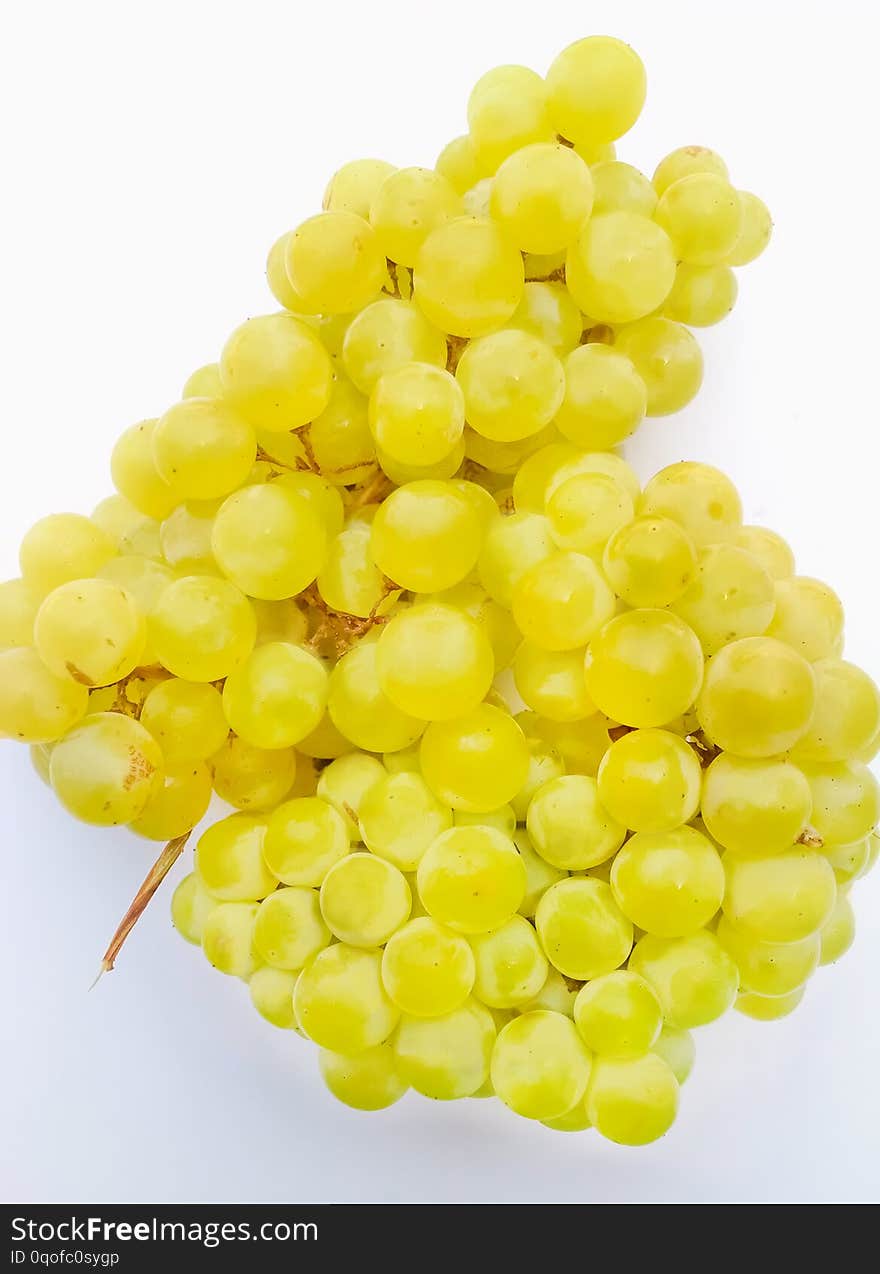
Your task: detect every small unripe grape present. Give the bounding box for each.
[286,211,387,314]
[50,712,163,825]
[219,313,333,432]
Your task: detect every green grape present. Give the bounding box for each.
[541,1098,593,1132]
[296,713,355,762]
[270,472,344,539]
[465,422,560,476]
[370,166,462,266]
[50,712,163,825]
[454,805,516,836]
[653,145,729,196]
[514,827,567,917]
[212,484,328,601]
[420,704,529,813]
[565,212,676,324]
[34,579,145,688]
[317,513,400,619]
[585,609,704,728]
[417,825,526,934]
[393,997,496,1100]
[586,1053,678,1146]
[251,598,308,648]
[651,1026,695,1085]
[140,679,228,764]
[195,813,277,901]
[672,544,776,655]
[327,642,424,753]
[492,1010,591,1121]
[264,796,349,886]
[252,885,330,970]
[736,986,806,1021]
[111,421,179,521]
[381,916,474,1016]
[0,646,88,742]
[456,330,565,443]
[518,966,577,1018]
[19,513,115,596]
[182,362,224,399]
[802,761,880,846]
[435,135,483,194]
[655,173,742,266]
[265,232,303,312]
[376,603,494,721]
[736,525,795,581]
[211,735,296,810]
[370,481,481,592]
[376,436,466,484]
[149,575,255,681]
[766,576,845,662]
[152,398,255,501]
[664,262,738,326]
[547,472,634,557]
[202,902,260,979]
[344,301,448,397]
[639,461,742,548]
[470,916,549,1010]
[509,282,583,353]
[613,317,703,416]
[294,944,399,1054]
[701,754,812,854]
[591,161,657,217]
[467,64,553,172]
[219,313,333,432]
[513,552,615,652]
[554,345,647,450]
[319,853,411,948]
[478,511,554,607]
[91,494,150,546]
[597,729,701,833]
[602,516,697,609]
[824,837,871,885]
[423,582,521,672]
[171,871,220,945]
[449,480,501,532]
[573,971,663,1057]
[315,752,385,839]
[612,826,724,937]
[309,376,376,486]
[526,774,625,870]
[715,913,819,997]
[360,771,453,872]
[522,711,611,778]
[726,192,772,266]
[696,636,816,757]
[511,734,567,818]
[319,1044,407,1111]
[546,36,646,145]
[489,142,593,253]
[629,930,739,1028]
[222,643,327,750]
[547,449,641,505]
[286,211,387,314]
[414,216,524,338]
[819,894,855,965]
[513,642,595,722]
[323,158,397,218]
[130,763,212,840]
[723,850,837,943]
[159,501,216,573]
[535,877,632,980]
[0,577,39,649]
[250,966,300,1031]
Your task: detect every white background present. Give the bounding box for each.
[1,0,878,1204]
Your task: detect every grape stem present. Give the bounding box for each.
[91,831,191,986]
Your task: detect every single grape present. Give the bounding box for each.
[370,166,462,266]
[414,217,524,338]
[653,145,729,195]
[34,579,145,687]
[320,853,411,948]
[723,850,837,943]
[651,1026,695,1085]
[490,142,593,254]
[0,646,88,742]
[492,1010,591,1121]
[222,643,327,750]
[554,345,647,450]
[715,914,819,997]
[419,704,529,813]
[766,576,845,663]
[111,421,179,521]
[319,1044,407,1111]
[308,376,376,486]
[566,212,676,324]
[701,754,812,854]
[585,608,704,728]
[611,826,724,937]
[417,825,526,934]
[376,603,494,721]
[152,398,255,502]
[735,525,795,580]
[478,511,555,607]
[639,461,742,548]
[140,679,228,765]
[696,636,816,757]
[725,192,773,266]
[323,158,397,218]
[202,902,260,979]
[735,987,805,1021]
[513,643,595,722]
[159,501,217,573]
[210,735,296,811]
[250,967,300,1031]
[370,481,481,593]
[509,282,583,353]
[435,135,483,195]
[527,774,625,870]
[50,712,163,825]
[573,971,663,1057]
[546,36,646,145]
[613,318,704,416]
[597,729,702,833]
[171,871,220,946]
[130,763,212,840]
[393,997,496,1100]
[469,915,548,1009]
[381,916,474,1016]
[149,575,255,681]
[664,262,738,326]
[294,944,399,1054]
[670,543,776,655]
[359,771,453,872]
[546,472,635,557]
[327,642,424,754]
[253,886,331,969]
[344,302,447,400]
[286,211,386,314]
[19,513,116,596]
[0,578,40,649]
[655,173,743,266]
[467,64,554,172]
[513,551,616,652]
[264,797,350,887]
[535,876,632,980]
[219,313,333,432]
[629,930,739,1028]
[586,1053,678,1146]
[602,516,697,609]
[801,761,880,847]
[212,483,329,601]
[591,160,657,217]
[456,329,565,443]
[195,813,277,901]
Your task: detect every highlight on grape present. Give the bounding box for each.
[2,33,874,1148]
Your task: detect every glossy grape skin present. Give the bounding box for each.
[263,797,349,887]
[319,1044,407,1111]
[202,902,260,979]
[320,853,411,949]
[140,679,228,765]
[152,398,255,502]
[715,914,819,997]
[381,916,474,1017]
[591,160,657,218]
[527,774,625,870]
[0,578,40,650]
[489,143,594,254]
[651,1027,695,1085]
[219,313,333,432]
[211,736,297,811]
[509,282,583,354]
[611,826,725,938]
[535,877,633,980]
[286,211,387,315]
[655,173,743,266]
[294,944,399,1055]
[469,915,548,1009]
[249,966,300,1031]
[491,1011,592,1121]
[417,825,526,935]
[603,515,697,609]
[586,1053,678,1146]
[34,579,145,688]
[467,64,554,172]
[370,166,461,266]
[323,158,397,218]
[629,930,739,1028]
[19,514,116,597]
[456,329,565,443]
[653,145,729,196]
[819,894,856,965]
[343,300,447,398]
[376,603,494,722]
[251,886,330,971]
[670,544,776,656]
[766,576,845,663]
[696,637,816,758]
[435,135,482,194]
[513,551,616,652]
[0,646,88,742]
[735,986,805,1021]
[702,756,809,859]
[664,262,738,326]
[368,363,464,469]
[111,422,179,521]
[735,526,795,581]
[723,850,837,944]
[420,704,530,813]
[194,814,276,901]
[50,712,163,826]
[171,871,220,946]
[585,609,704,729]
[316,753,384,838]
[149,575,255,682]
[726,192,773,266]
[221,642,326,749]
[129,763,212,840]
[328,642,424,754]
[554,345,647,450]
[546,36,646,145]
[212,483,328,602]
[639,462,742,548]
[792,660,880,763]
[614,318,704,416]
[513,643,595,723]
[566,212,676,324]
[801,761,880,847]
[478,511,555,607]
[370,481,481,593]
[597,729,702,834]
[414,217,524,338]
[393,997,496,1100]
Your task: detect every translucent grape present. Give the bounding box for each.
[344,300,447,396]
[210,736,296,811]
[376,603,494,721]
[414,217,524,338]
[478,511,554,607]
[611,826,724,937]
[526,774,625,870]
[726,192,773,266]
[723,850,837,943]
[465,424,559,476]
[696,636,816,757]
[171,871,220,946]
[613,318,704,416]
[701,754,812,855]
[535,877,632,980]
[467,65,553,172]
[420,704,529,813]
[597,729,702,833]
[294,945,399,1054]
[509,282,583,353]
[393,998,495,1100]
[19,513,115,596]
[541,1099,592,1133]
[664,262,738,326]
[824,837,871,885]
[456,329,565,443]
[152,398,255,502]
[547,472,634,557]
[376,435,466,484]
[264,797,349,886]
[182,363,224,400]
[319,1044,407,1111]
[818,894,855,965]
[735,987,804,1021]
[90,494,149,547]
[573,971,663,1057]
[766,576,845,662]
[715,914,819,997]
[317,513,401,619]
[130,763,212,840]
[513,643,595,722]
[0,646,88,742]
[149,575,255,681]
[195,813,277,901]
[50,712,163,825]
[736,525,795,581]
[653,145,729,196]
[629,930,739,1028]
[651,1026,695,1085]
[655,173,742,265]
[212,484,328,601]
[251,598,308,648]
[327,642,424,753]
[586,1053,678,1146]
[469,915,548,1008]
[639,462,742,548]
[602,515,697,609]
[316,752,385,838]
[565,212,676,324]
[381,916,474,1016]
[417,825,526,934]
[202,902,259,979]
[219,313,333,432]
[222,643,327,750]
[435,135,483,195]
[286,211,387,314]
[111,421,179,521]
[34,579,145,688]
[591,160,657,217]
[585,608,704,728]
[674,544,776,655]
[359,771,452,872]
[802,761,880,846]
[554,345,647,450]
[370,166,462,266]
[323,158,397,219]
[319,853,411,948]
[513,552,615,652]
[252,886,330,970]
[492,1010,591,1121]
[546,36,646,145]
[370,481,481,592]
[140,679,228,765]
[250,967,300,1031]
[489,143,593,254]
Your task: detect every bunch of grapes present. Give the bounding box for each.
[2,34,875,1147]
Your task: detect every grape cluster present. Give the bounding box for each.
[1,34,874,1147]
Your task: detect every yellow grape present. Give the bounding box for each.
[381,916,474,1016]
[629,930,739,1028]
[222,642,327,749]
[202,902,260,979]
[252,886,330,970]
[294,944,399,1054]
[611,826,725,937]
[159,501,216,573]
[466,64,554,172]
[736,526,795,581]
[319,1044,407,1111]
[264,796,349,886]
[309,376,376,486]
[286,211,387,314]
[726,192,773,266]
[50,712,163,825]
[555,345,647,450]
[370,166,462,266]
[320,853,411,948]
[376,435,465,484]
[91,494,150,547]
[585,609,704,728]
[419,703,530,813]
[195,813,277,901]
[535,876,633,979]
[802,761,880,847]
[455,805,516,836]
[672,544,776,654]
[723,850,837,943]
[489,143,593,254]
[264,232,303,312]
[219,313,333,432]
[794,659,880,762]
[249,966,300,1031]
[513,642,595,722]
[527,773,625,870]
[0,646,88,742]
[651,1026,695,1085]
[182,363,224,399]
[456,329,565,443]
[513,826,566,917]
[735,986,804,1021]
[111,421,179,521]
[469,915,548,1008]
[370,481,481,592]
[586,1053,678,1146]
[414,217,524,338]
[210,735,296,811]
[417,825,526,934]
[602,515,697,608]
[359,771,452,872]
[715,914,819,997]
[653,145,729,196]
[435,135,483,194]
[149,575,255,681]
[766,576,845,662]
[818,894,855,965]
[315,752,385,838]
[152,398,255,501]
[492,1010,592,1121]
[393,998,496,1100]
[212,483,328,601]
[34,579,145,688]
[597,729,701,833]
[328,642,424,754]
[130,763,212,840]
[702,753,812,854]
[323,158,397,218]
[547,472,634,557]
[19,513,115,596]
[140,678,228,764]
[513,551,616,651]
[547,449,641,505]
[565,212,676,324]
[0,577,40,649]
[613,318,704,416]
[521,711,611,778]
[509,282,583,354]
[696,636,816,757]
[664,262,738,326]
[478,511,554,607]
[591,161,657,217]
[573,971,663,1057]
[654,173,743,266]
[317,512,400,619]
[344,300,448,395]
[546,36,646,145]
[639,462,742,548]
[376,603,494,721]
[171,871,220,946]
